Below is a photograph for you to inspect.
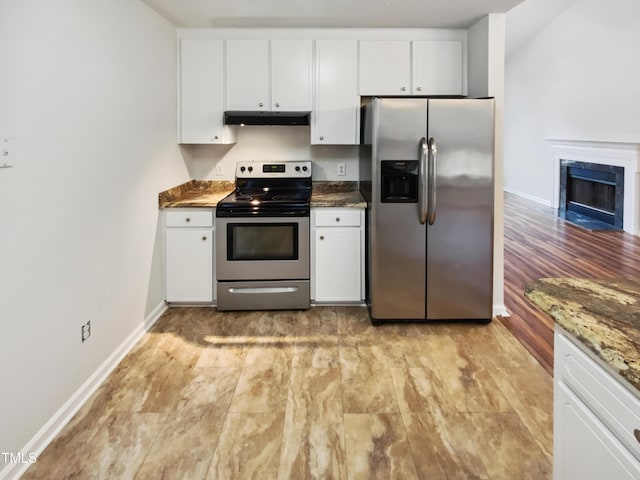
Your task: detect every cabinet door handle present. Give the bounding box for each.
[416,86,422,92]
[202,236,207,241]
[213,135,219,140]
[634,429,640,443]
[259,102,264,107]
[319,136,324,141]
[335,217,340,222]
[275,102,280,108]
[401,86,406,92]
[319,236,324,240]
[185,217,191,223]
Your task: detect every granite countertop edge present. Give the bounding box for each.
[310,181,366,208]
[158,180,235,208]
[158,180,367,209]
[525,277,640,393]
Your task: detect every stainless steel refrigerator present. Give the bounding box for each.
[360,97,494,324]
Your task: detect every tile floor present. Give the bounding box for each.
[22,306,552,479]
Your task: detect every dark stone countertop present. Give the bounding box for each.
[311,181,366,208]
[158,180,235,208]
[159,180,367,209]
[525,277,640,392]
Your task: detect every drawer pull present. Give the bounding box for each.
[202,236,207,241]
[185,217,191,223]
[335,217,340,222]
[319,236,324,240]
[634,429,640,443]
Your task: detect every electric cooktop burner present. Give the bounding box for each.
[216,161,312,217]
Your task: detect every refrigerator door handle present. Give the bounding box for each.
[419,137,428,224]
[427,137,437,225]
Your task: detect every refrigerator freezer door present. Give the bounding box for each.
[426,99,494,320]
[371,98,428,320]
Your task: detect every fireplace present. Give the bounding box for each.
[559,160,624,230]
[549,140,640,235]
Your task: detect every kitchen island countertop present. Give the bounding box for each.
[525,277,640,392]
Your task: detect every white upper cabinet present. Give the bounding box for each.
[271,40,313,111]
[178,30,467,144]
[312,39,359,145]
[179,38,235,144]
[359,39,465,96]
[225,39,312,112]
[225,39,270,111]
[359,41,411,95]
[412,40,464,95]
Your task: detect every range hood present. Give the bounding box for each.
[224,111,311,126]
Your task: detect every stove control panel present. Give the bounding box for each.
[235,161,312,178]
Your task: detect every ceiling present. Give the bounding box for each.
[140,0,526,29]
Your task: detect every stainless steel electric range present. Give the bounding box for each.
[215,161,312,310]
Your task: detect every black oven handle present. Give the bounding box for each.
[216,208,310,218]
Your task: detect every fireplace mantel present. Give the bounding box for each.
[548,139,640,235]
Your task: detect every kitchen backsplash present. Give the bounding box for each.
[179,125,359,181]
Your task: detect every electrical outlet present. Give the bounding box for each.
[81,321,91,342]
[216,163,224,176]
[1,137,15,168]
[337,163,346,176]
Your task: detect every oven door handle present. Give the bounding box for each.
[227,286,300,294]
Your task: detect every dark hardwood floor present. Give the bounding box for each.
[500,192,640,374]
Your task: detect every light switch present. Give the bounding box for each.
[1,137,16,168]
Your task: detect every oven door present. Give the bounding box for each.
[216,216,310,281]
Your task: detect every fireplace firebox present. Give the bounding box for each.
[559,160,624,230]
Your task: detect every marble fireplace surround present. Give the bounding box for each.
[549,139,640,235]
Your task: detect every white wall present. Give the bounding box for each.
[468,17,489,99]
[468,14,507,316]
[504,0,640,204]
[0,0,186,474]
[180,127,360,181]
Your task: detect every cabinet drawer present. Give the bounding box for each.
[556,331,640,461]
[314,209,361,227]
[165,210,213,227]
[555,381,640,479]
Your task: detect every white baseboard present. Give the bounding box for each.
[493,304,510,317]
[0,302,168,480]
[503,187,552,207]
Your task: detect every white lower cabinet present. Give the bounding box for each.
[311,207,364,303]
[164,209,214,303]
[554,329,640,479]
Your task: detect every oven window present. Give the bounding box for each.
[228,223,298,261]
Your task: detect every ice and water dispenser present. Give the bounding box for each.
[380,160,419,203]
